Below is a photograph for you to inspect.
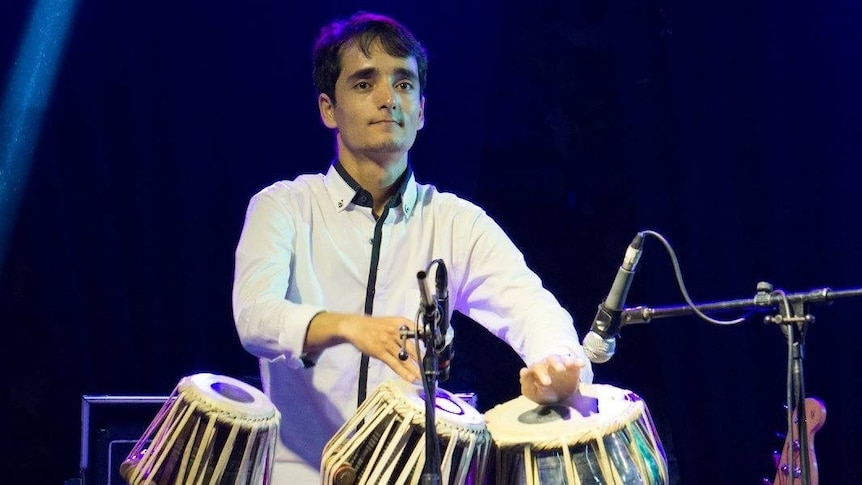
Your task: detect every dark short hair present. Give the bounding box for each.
[312,12,428,102]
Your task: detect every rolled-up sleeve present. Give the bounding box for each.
[232,190,326,368]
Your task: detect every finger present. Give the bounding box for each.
[563,355,585,368]
[397,337,421,364]
[385,353,421,383]
[404,359,422,383]
[534,364,552,386]
[522,366,550,387]
[546,354,566,373]
[395,342,422,381]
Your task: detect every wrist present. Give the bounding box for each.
[306,311,350,351]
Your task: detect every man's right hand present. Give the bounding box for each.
[305,312,422,383]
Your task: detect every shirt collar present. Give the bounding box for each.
[325,162,417,219]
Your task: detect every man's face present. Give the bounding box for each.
[318,40,425,162]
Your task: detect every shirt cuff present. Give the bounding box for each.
[275,304,327,369]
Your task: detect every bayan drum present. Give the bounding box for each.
[321,380,491,485]
[484,383,667,485]
[120,373,280,485]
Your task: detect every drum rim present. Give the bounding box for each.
[483,383,645,447]
[178,372,278,421]
[385,379,487,431]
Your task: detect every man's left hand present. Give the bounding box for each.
[519,354,585,404]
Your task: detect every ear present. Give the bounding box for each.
[417,95,426,130]
[318,93,338,129]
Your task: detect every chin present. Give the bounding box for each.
[366,141,411,154]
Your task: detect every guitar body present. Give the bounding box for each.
[772,397,826,485]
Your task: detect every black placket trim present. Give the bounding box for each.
[357,202,396,407]
[333,162,412,407]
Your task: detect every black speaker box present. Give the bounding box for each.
[78,395,169,485]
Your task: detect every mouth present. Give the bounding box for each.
[371,119,403,127]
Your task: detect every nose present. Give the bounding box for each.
[376,84,398,110]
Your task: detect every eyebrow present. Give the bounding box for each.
[344,66,419,84]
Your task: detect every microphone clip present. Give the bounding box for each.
[416,270,440,328]
[592,303,624,340]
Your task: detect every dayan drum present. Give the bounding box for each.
[484,384,667,485]
[321,380,491,485]
[120,373,280,485]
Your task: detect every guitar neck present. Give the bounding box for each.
[772,397,826,485]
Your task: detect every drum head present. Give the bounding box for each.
[484,383,644,447]
[387,380,486,431]
[179,373,276,419]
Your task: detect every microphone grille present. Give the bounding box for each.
[583,332,616,364]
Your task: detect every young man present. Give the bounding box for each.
[232,11,593,483]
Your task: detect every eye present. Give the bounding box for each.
[396,81,414,91]
[354,81,371,90]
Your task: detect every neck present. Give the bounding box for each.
[337,152,407,215]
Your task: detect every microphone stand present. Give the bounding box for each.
[420,326,441,485]
[621,282,862,485]
[417,271,443,485]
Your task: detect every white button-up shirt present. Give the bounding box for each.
[232,164,593,483]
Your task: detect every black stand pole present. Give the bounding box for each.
[417,270,442,485]
[620,285,862,325]
[619,282,862,485]
[420,338,441,485]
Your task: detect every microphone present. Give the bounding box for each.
[434,261,453,382]
[417,270,436,325]
[583,232,645,363]
[415,263,454,382]
[434,262,449,350]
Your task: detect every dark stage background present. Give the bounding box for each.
[2,0,861,484]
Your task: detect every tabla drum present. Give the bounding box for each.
[321,380,491,485]
[484,384,667,485]
[120,373,280,485]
